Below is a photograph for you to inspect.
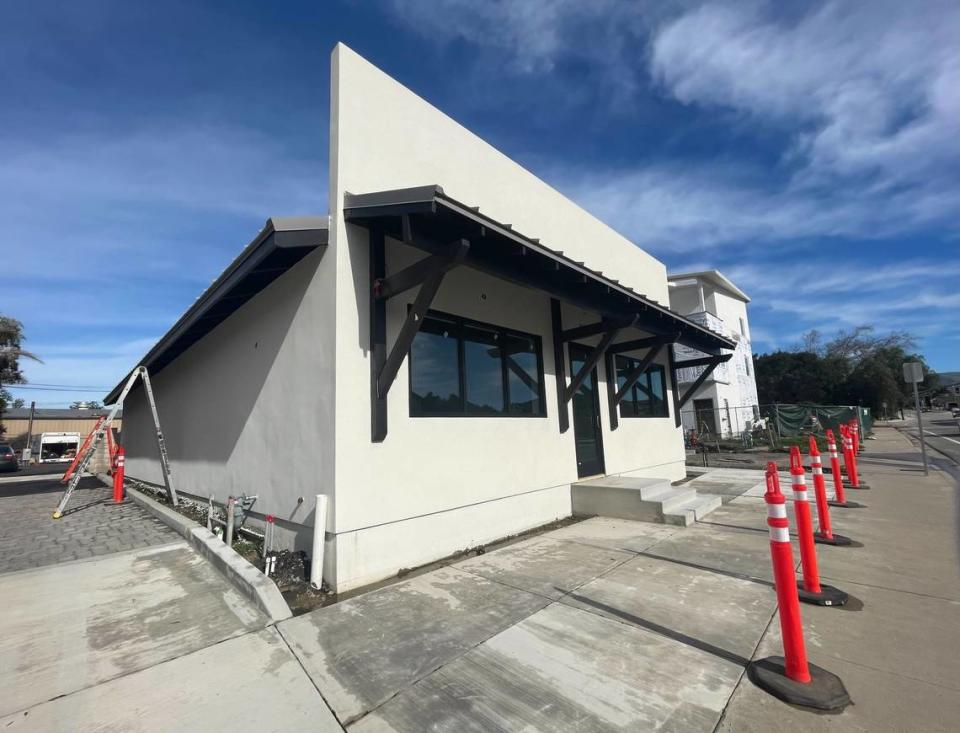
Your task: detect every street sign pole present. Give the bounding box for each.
[903,361,929,476]
[912,381,928,475]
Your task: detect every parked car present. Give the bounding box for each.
[951,406,960,418]
[0,443,20,472]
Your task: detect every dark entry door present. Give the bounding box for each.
[569,343,605,478]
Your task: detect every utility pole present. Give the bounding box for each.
[903,362,928,475]
[24,400,35,462]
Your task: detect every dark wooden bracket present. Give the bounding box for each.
[668,347,683,428]
[550,299,569,433]
[604,338,669,430]
[610,334,677,355]
[674,353,734,412]
[560,317,633,344]
[371,232,469,442]
[374,251,464,301]
[674,355,727,370]
[563,316,636,404]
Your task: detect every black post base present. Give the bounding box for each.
[797,582,849,606]
[815,532,854,546]
[748,656,851,711]
[828,499,866,509]
[845,482,871,490]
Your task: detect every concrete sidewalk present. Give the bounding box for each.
[0,481,343,732]
[277,427,959,731]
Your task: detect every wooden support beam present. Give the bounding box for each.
[609,335,674,354]
[377,239,470,402]
[560,320,610,343]
[550,299,569,433]
[674,355,726,369]
[371,237,469,441]
[604,350,619,431]
[374,251,462,301]
[676,354,733,409]
[370,228,388,442]
[564,326,623,403]
[668,347,682,428]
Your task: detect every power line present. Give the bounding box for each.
[19,382,112,389]
[5,385,107,393]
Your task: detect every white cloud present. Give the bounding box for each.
[650,1,960,192]
[387,1,960,251]
[718,257,960,354]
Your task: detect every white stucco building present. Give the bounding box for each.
[668,271,759,440]
[110,45,734,593]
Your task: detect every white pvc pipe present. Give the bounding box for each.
[310,494,328,590]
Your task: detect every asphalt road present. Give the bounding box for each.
[900,410,960,467]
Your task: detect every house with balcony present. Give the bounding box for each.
[668,271,759,440]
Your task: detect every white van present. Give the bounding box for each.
[30,432,81,463]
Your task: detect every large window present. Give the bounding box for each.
[409,310,546,417]
[615,355,669,418]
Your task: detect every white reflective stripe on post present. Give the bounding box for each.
[769,526,790,543]
[791,475,808,501]
[768,503,787,519]
[812,466,823,475]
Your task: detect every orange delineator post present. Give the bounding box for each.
[825,429,846,502]
[808,437,833,539]
[61,416,105,483]
[748,463,851,709]
[840,425,860,488]
[112,447,125,503]
[790,448,850,605]
[764,462,810,682]
[789,449,820,593]
[850,419,861,454]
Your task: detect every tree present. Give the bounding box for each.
[11,398,25,409]
[755,351,848,404]
[758,326,935,412]
[0,316,42,436]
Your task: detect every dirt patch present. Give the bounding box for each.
[123,478,332,615]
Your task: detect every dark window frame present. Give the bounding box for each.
[408,307,547,418]
[615,355,669,419]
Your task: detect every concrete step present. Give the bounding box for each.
[662,493,724,527]
[571,476,723,527]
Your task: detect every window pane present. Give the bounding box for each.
[410,315,461,414]
[632,373,652,416]
[617,356,668,418]
[649,365,667,416]
[503,333,541,414]
[463,324,504,414]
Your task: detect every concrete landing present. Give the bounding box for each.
[351,603,743,732]
[572,475,723,526]
[0,541,270,718]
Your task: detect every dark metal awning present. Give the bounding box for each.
[345,185,735,439]
[104,217,328,405]
[344,185,734,355]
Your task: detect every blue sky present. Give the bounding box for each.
[3,0,958,407]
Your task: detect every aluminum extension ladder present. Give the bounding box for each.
[53,365,178,518]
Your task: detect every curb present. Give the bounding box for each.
[97,475,291,623]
